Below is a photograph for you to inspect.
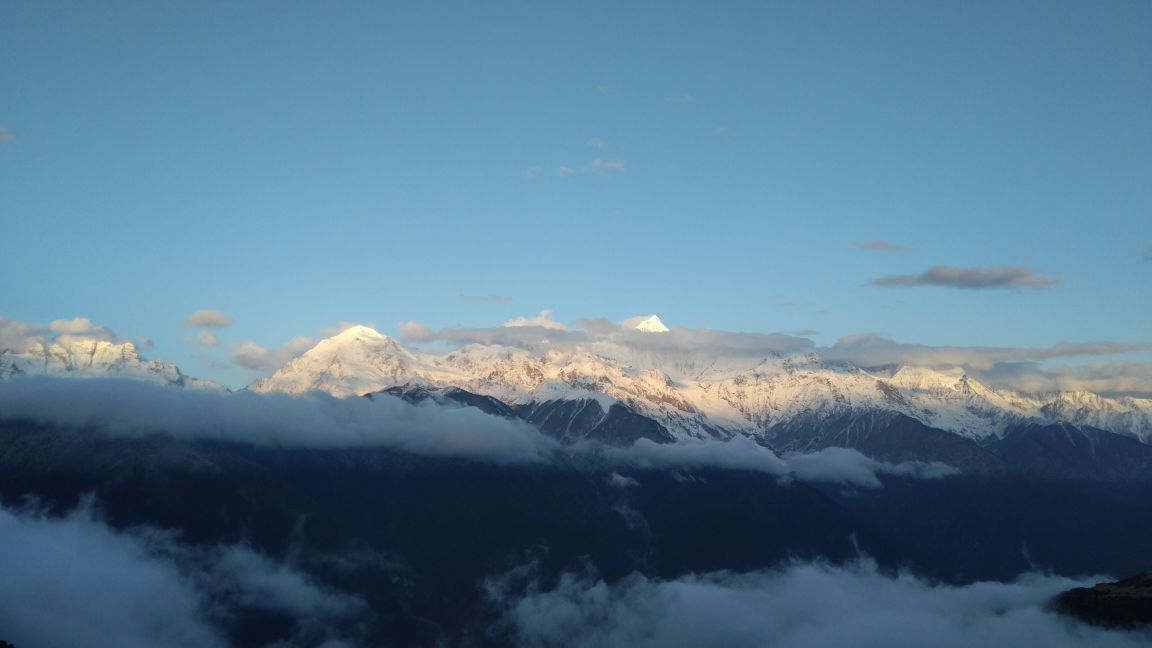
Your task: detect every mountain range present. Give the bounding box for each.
[5,317,1152,479]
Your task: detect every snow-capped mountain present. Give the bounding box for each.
[251,323,1152,445]
[0,334,214,389]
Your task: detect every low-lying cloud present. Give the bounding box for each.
[0,377,960,486]
[599,438,956,489]
[0,502,362,648]
[0,377,557,464]
[490,560,1144,648]
[874,265,1058,290]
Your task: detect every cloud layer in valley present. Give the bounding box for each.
[489,560,1145,648]
[0,377,558,464]
[0,502,362,648]
[0,377,958,486]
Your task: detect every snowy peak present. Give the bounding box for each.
[248,328,1152,444]
[632,315,670,333]
[0,333,215,389]
[249,325,423,397]
[329,324,388,341]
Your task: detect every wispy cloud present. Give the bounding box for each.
[0,126,13,142]
[665,94,695,104]
[595,84,612,94]
[586,158,624,173]
[873,265,1058,290]
[852,240,906,252]
[458,294,515,304]
[522,166,543,179]
[183,309,234,328]
[585,137,607,148]
[187,331,220,348]
[555,159,625,176]
[823,333,1146,371]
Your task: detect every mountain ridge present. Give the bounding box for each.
[250,325,1152,444]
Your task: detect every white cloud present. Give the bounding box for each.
[0,502,364,648]
[0,377,558,464]
[502,309,568,331]
[398,320,436,342]
[523,166,543,179]
[1,315,119,350]
[183,309,234,328]
[605,436,789,475]
[784,447,958,489]
[556,165,578,176]
[599,438,957,488]
[50,317,102,335]
[586,137,607,148]
[0,503,223,647]
[608,472,639,488]
[233,336,314,370]
[491,560,1141,648]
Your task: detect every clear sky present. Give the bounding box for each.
[2,1,1149,389]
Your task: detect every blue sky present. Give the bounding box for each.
[2,1,1149,388]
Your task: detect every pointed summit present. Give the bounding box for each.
[330,324,388,341]
[633,315,670,333]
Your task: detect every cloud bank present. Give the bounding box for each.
[0,377,557,464]
[490,560,1144,648]
[874,265,1058,290]
[602,439,956,489]
[0,502,362,648]
[0,377,960,486]
[824,334,1146,372]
